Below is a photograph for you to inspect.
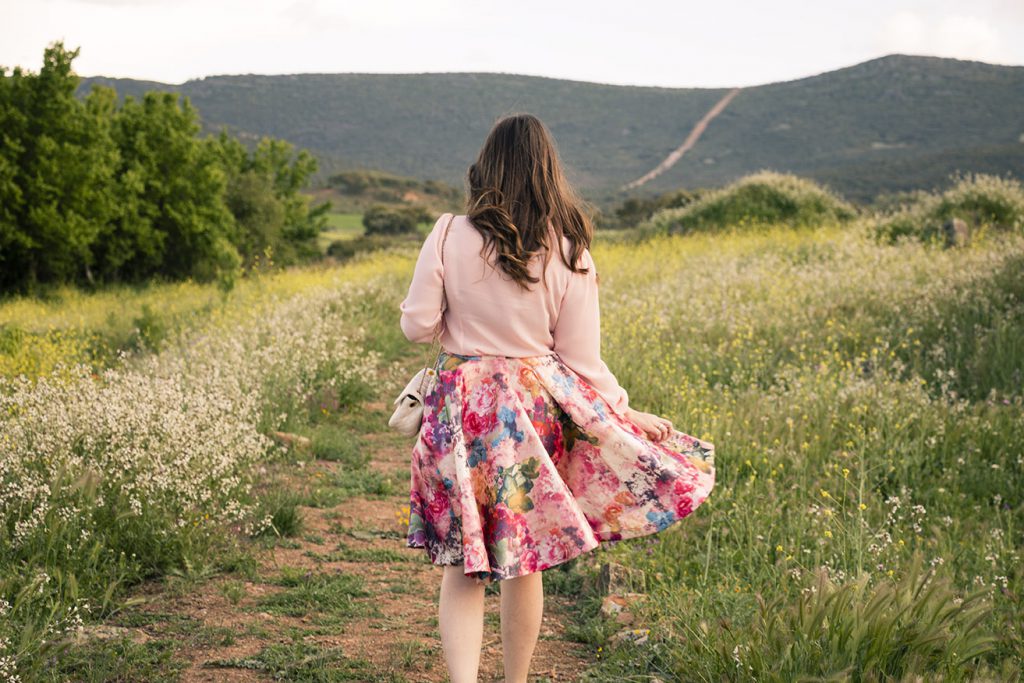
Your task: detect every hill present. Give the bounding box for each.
[76,54,1024,203]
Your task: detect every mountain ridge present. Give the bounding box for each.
[81,53,1017,90]
[75,53,1024,203]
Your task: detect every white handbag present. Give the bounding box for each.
[388,212,456,437]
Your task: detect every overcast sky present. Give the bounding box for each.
[2,0,1023,88]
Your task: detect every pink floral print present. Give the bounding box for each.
[406,351,716,583]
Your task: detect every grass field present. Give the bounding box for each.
[318,212,366,250]
[316,212,436,255]
[0,217,1021,681]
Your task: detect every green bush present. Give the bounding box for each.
[601,188,708,230]
[936,172,1024,229]
[310,424,368,467]
[641,170,857,236]
[328,169,418,194]
[129,303,168,352]
[875,172,1024,244]
[250,488,305,539]
[362,205,428,236]
[326,234,410,262]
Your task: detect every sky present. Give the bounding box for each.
[2,0,1023,89]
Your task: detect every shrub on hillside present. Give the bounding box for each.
[640,171,857,236]
[325,171,462,214]
[601,188,707,230]
[326,234,408,262]
[328,169,418,194]
[875,172,1024,244]
[362,205,430,236]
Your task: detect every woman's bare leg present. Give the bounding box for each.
[499,570,544,683]
[438,564,485,682]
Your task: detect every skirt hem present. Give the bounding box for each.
[406,534,602,584]
[406,474,714,584]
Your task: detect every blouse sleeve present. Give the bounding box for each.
[552,248,630,413]
[399,213,449,343]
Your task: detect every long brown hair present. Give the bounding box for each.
[465,113,596,291]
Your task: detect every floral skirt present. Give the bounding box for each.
[405,350,716,583]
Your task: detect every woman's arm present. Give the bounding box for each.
[399,213,449,343]
[551,247,630,413]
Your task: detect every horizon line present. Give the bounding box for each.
[74,51,1024,92]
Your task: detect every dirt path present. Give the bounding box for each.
[621,87,742,191]
[101,401,596,682]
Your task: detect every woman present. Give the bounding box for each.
[399,113,715,683]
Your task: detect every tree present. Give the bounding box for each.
[0,41,329,292]
[0,41,119,292]
[212,131,329,266]
[90,90,236,282]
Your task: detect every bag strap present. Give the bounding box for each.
[416,212,456,394]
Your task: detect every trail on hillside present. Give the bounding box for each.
[622,87,742,191]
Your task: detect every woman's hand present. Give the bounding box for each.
[623,407,673,442]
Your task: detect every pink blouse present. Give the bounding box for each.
[399,213,630,413]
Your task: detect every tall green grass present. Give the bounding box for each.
[579,222,1023,680]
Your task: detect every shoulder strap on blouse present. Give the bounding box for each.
[439,213,455,267]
